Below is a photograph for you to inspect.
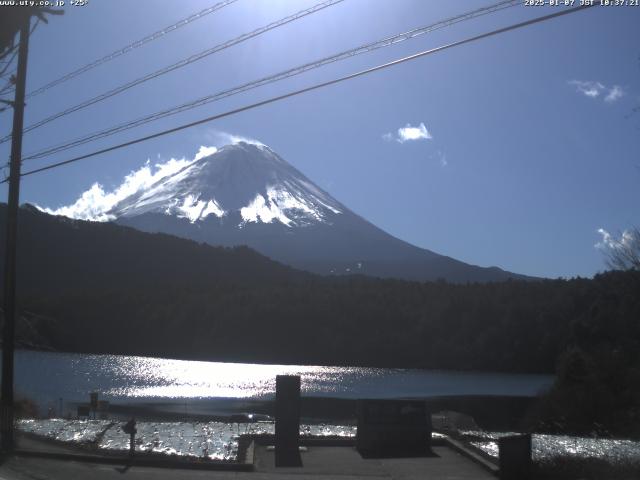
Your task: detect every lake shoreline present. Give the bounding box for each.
[56,394,538,432]
[10,345,557,376]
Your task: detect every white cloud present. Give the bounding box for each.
[41,183,116,222]
[569,80,625,103]
[194,145,218,160]
[604,85,624,103]
[569,80,605,98]
[226,133,266,147]
[428,150,447,167]
[203,130,266,149]
[38,130,269,221]
[37,146,213,221]
[596,228,636,250]
[397,123,432,143]
[383,122,433,144]
[596,228,615,250]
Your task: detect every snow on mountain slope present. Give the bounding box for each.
[107,142,342,228]
[40,140,529,282]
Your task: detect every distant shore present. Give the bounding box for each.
[57,394,537,431]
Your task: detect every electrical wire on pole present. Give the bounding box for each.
[0,79,16,98]
[25,0,240,99]
[6,4,594,182]
[0,0,344,144]
[0,53,18,78]
[0,19,39,81]
[17,0,520,163]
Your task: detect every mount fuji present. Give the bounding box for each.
[55,141,528,282]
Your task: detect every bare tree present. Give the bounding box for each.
[600,227,640,271]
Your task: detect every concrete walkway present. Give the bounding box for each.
[253,444,496,479]
[0,444,496,480]
[0,432,499,479]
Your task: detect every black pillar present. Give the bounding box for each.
[275,375,302,467]
[499,433,532,480]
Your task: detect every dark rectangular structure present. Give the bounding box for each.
[356,399,431,458]
[275,375,302,467]
[498,434,532,480]
[77,405,90,418]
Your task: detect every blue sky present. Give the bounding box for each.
[0,0,638,279]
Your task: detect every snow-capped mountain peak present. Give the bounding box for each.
[107,142,342,227]
[38,140,526,283]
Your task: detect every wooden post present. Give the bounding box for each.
[1,15,30,452]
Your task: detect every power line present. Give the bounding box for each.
[9,4,594,182]
[0,77,16,96]
[20,0,520,163]
[0,0,344,144]
[25,0,239,99]
[0,43,19,70]
[0,51,18,79]
[0,85,15,97]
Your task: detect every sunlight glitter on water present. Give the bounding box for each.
[16,350,554,405]
[100,355,371,398]
[461,431,640,465]
[18,419,357,461]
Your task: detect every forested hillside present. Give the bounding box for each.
[2,205,640,434]
[0,205,635,372]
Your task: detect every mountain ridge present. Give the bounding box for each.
[44,141,534,282]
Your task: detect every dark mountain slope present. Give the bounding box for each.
[0,204,305,297]
[3,203,637,381]
[103,142,531,283]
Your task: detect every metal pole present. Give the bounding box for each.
[1,15,31,452]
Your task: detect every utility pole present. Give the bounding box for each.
[1,15,31,452]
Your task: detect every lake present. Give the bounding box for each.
[14,349,553,415]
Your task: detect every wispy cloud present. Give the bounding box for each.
[595,228,635,250]
[568,80,625,103]
[37,144,224,221]
[203,130,266,148]
[596,227,640,270]
[604,85,624,103]
[38,132,267,221]
[383,122,433,143]
[193,145,218,160]
[569,80,605,98]
[437,151,448,167]
[596,228,616,250]
[427,150,448,167]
